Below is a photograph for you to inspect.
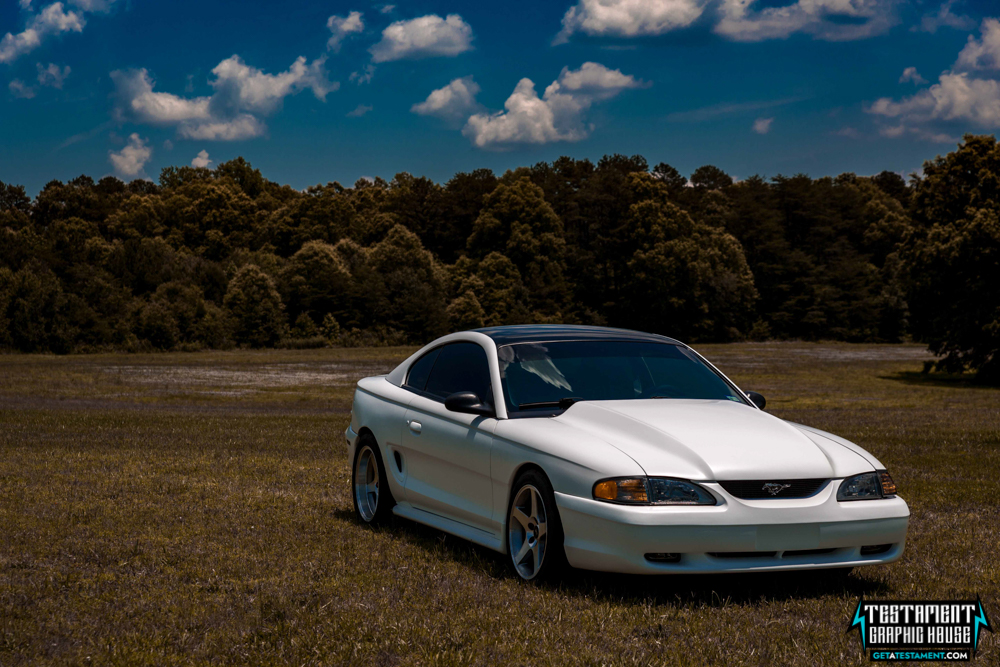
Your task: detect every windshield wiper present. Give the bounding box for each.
[518,397,584,411]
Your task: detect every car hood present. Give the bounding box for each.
[552,399,874,480]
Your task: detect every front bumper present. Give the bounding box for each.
[556,481,909,574]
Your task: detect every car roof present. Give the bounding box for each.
[473,324,682,347]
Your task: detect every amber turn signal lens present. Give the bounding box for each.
[593,478,649,503]
[880,471,897,497]
[593,480,618,500]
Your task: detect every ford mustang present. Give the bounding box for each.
[345,325,909,581]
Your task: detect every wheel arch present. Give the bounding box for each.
[508,461,550,490]
[503,461,554,548]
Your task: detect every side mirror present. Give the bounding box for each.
[746,391,766,410]
[444,391,495,417]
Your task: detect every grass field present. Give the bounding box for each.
[1,343,998,666]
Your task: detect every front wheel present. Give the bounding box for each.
[352,435,394,525]
[506,470,566,581]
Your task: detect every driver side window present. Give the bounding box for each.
[423,342,493,405]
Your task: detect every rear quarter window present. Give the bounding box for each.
[404,348,440,391]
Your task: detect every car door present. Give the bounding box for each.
[401,341,497,533]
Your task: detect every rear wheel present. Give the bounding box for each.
[352,435,394,525]
[506,469,566,581]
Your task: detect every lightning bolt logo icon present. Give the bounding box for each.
[848,599,867,651]
[973,596,992,654]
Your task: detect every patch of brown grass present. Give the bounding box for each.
[0,343,997,665]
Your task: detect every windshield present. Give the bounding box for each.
[497,340,748,417]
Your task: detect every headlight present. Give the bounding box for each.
[593,477,716,505]
[837,470,897,501]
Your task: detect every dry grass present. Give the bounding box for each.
[1,342,997,666]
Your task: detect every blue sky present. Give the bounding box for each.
[2,0,1000,194]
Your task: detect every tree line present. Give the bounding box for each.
[1,135,998,380]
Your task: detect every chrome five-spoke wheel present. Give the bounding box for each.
[508,484,548,580]
[354,444,380,522]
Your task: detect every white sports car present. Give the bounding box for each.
[346,325,909,581]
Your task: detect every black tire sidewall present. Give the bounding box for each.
[506,468,567,581]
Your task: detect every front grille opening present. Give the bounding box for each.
[783,548,836,557]
[644,552,681,563]
[708,551,777,559]
[718,478,827,499]
[860,543,893,556]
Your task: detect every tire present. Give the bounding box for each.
[352,434,395,525]
[506,469,567,582]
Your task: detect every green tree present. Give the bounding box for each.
[446,291,486,330]
[223,264,287,347]
[467,177,569,318]
[279,240,351,324]
[904,136,1000,379]
[690,165,734,191]
[366,224,449,341]
[620,174,757,341]
[0,265,75,352]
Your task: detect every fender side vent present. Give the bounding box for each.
[860,544,892,555]
[393,451,403,472]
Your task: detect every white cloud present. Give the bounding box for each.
[111,69,212,125]
[878,124,956,143]
[327,11,364,52]
[209,55,336,116]
[191,149,212,168]
[868,73,1000,127]
[112,55,335,142]
[412,76,481,121]
[350,64,375,85]
[555,0,708,43]
[109,133,152,178]
[177,115,267,141]
[955,18,1000,72]
[462,62,645,149]
[899,67,926,85]
[913,0,975,34]
[379,5,395,14]
[37,62,70,88]
[551,60,648,99]
[753,117,773,134]
[715,0,897,42]
[347,103,372,117]
[868,16,1000,139]
[19,0,33,9]
[369,14,473,62]
[0,3,85,64]
[9,79,36,99]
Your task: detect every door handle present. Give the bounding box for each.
[408,420,422,434]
